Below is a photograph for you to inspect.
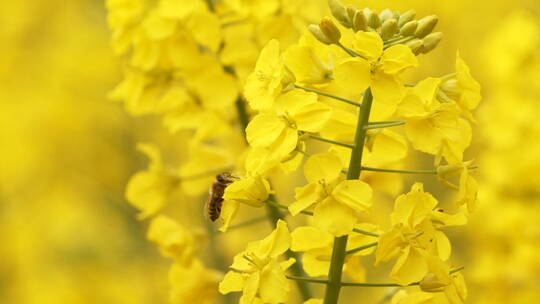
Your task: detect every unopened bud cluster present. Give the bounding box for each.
[310,0,444,55]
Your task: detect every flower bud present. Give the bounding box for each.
[405,38,424,55]
[308,24,333,45]
[398,9,416,27]
[415,15,438,38]
[319,17,342,44]
[328,0,351,27]
[421,32,443,53]
[364,8,380,28]
[379,9,394,23]
[419,273,449,292]
[353,10,368,32]
[400,20,418,36]
[381,19,398,39]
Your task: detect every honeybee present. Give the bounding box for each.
[205,173,235,221]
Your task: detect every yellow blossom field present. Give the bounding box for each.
[0,0,538,304]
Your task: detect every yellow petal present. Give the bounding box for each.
[303,248,332,277]
[219,271,245,294]
[334,58,371,98]
[331,180,373,213]
[291,226,333,251]
[381,44,419,74]
[352,31,384,59]
[259,260,290,304]
[390,246,428,285]
[294,102,333,132]
[246,114,287,148]
[371,72,404,118]
[371,130,408,162]
[314,197,358,236]
[257,220,290,258]
[303,152,343,183]
[289,182,326,216]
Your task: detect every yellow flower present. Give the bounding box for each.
[246,89,332,158]
[244,39,284,111]
[288,153,373,236]
[219,220,294,304]
[439,53,481,120]
[147,215,205,265]
[398,78,471,162]
[335,31,418,118]
[170,259,223,304]
[125,143,179,219]
[376,183,465,285]
[220,175,272,232]
[284,33,345,85]
[419,257,467,304]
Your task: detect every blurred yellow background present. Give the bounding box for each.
[0,0,538,303]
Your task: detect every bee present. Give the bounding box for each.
[205,173,235,222]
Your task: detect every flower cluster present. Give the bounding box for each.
[106,0,481,303]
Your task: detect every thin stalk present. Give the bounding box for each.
[266,198,312,301]
[295,84,363,108]
[353,228,380,237]
[337,42,367,59]
[383,36,415,49]
[361,166,438,175]
[345,241,378,255]
[287,275,329,284]
[310,135,355,149]
[324,88,374,304]
[341,282,419,287]
[364,121,405,130]
[224,216,267,231]
[266,200,314,216]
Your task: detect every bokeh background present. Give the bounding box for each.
[0,0,538,303]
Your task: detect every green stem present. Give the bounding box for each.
[310,135,355,149]
[365,121,405,130]
[265,198,312,301]
[324,88,374,304]
[295,84,363,107]
[345,242,378,255]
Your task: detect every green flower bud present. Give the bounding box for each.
[379,9,394,23]
[346,6,356,21]
[421,32,443,53]
[328,0,351,28]
[319,17,342,44]
[405,38,424,55]
[400,20,418,36]
[308,24,333,45]
[366,9,381,28]
[381,19,398,39]
[415,15,438,38]
[353,10,368,32]
[398,9,416,27]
